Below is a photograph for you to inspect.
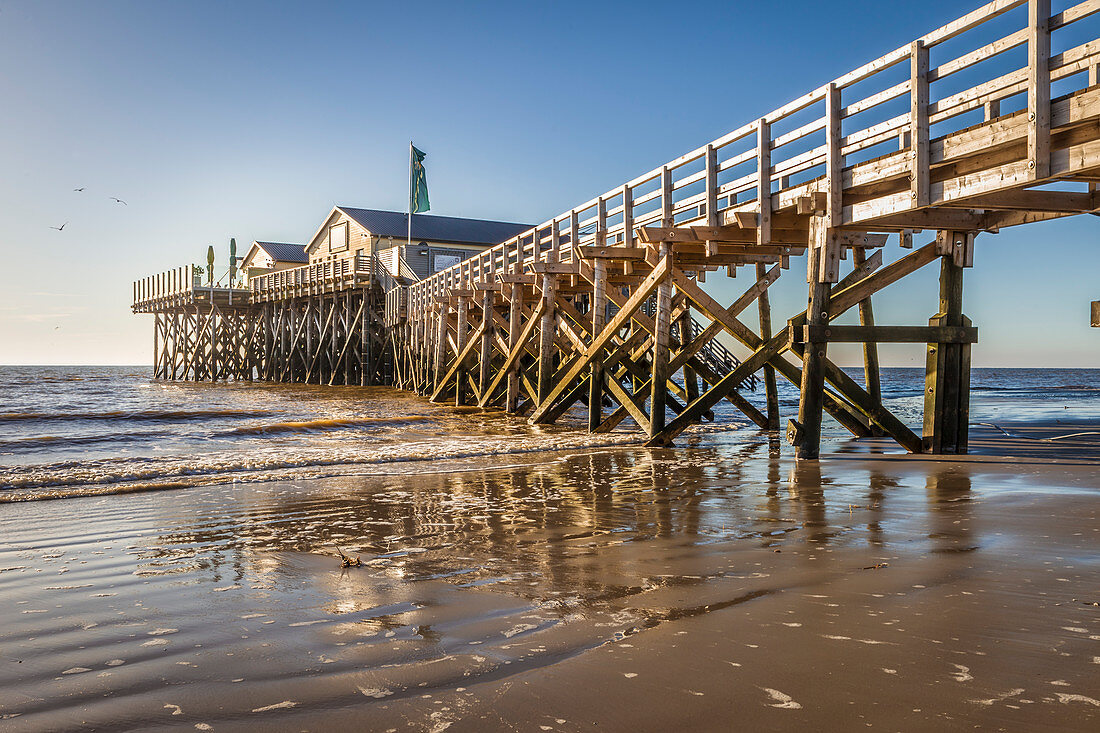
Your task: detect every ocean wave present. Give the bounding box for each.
[0,421,747,502]
[0,409,277,423]
[0,430,175,451]
[214,416,435,437]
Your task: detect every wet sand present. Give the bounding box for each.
[1,424,1098,731]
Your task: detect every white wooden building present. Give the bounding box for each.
[303,206,531,282]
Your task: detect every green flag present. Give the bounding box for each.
[410,144,430,214]
[206,246,215,285]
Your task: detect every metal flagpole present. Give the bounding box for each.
[408,141,413,253]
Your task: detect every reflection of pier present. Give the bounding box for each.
[134,2,1100,459]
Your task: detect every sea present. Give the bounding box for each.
[1,365,1099,502]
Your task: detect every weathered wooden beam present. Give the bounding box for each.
[578,246,648,260]
[791,324,978,343]
[952,188,1097,212]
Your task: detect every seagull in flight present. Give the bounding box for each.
[109,197,127,205]
[73,187,85,192]
[50,222,68,231]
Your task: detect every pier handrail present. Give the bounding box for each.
[132,265,251,312]
[405,0,1100,311]
[248,255,373,298]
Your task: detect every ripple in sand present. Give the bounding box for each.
[61,667,92,675]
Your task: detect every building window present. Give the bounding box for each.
[330,222,348,253]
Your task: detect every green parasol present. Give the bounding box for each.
[229,238,237,286]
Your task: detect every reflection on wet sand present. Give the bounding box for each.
[1,443,1097,731]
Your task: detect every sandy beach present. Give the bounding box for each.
[1,421,1098,732]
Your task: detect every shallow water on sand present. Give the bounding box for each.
[1,437,1098,731]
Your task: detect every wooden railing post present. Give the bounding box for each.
[910,39,930,208]
[1028,0,1051,180]
[704,145,718,256]
[756,119,772,245]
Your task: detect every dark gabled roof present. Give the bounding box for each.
[337,207,531,246]
[255,242,308,263]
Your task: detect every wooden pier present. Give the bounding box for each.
[135,0,1100,459]
[133,256,390,385]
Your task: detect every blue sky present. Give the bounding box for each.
[0,0,1097,366]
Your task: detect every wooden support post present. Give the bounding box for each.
[588,258,608,430]
[755,262,780,430]
[152,313,161,378]
[797,218,832,459]
[649,245,673,436]
[478,289,493,401]
[537,275,557,405]
[923,232,972,454]
[433,303,448,393]
[1028,0,1051,180]
[506,286,524,412]
[679,310,700,414]
[910,39,930,208]
[455,295,469,405]
[851,248,882,406]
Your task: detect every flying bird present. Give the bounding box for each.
[50,222,68,231]
[73,187,85,192]
[109,197,127,205]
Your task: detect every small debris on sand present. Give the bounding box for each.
[761,687,802,709]
[336,547,362,567]
[251,700,298,713]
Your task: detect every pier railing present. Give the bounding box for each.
[249,254,375,302]
[132,265,250,313]
[406,0,1100,309]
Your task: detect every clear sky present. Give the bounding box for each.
[0,0,1097,367]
